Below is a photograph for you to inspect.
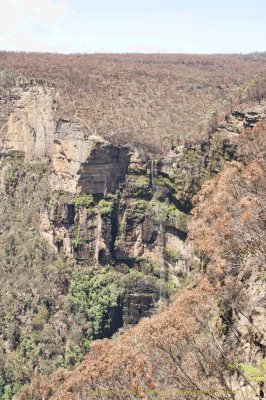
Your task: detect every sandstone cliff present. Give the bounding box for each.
[0,78,265,400]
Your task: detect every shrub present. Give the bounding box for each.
[73,194,94,209]
[69,269,120,337]
[239,361,266,383]
[98,199,113,216]
[70,237,82,249]
[130,199,147,219]
[155,176,176,191]
[132,175,152,199]
[64,345,83,368]
[114,222,126,249]
[165,248,182,263]
[98,194,117,216]
[150,199,187,230]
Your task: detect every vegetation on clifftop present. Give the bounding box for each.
[0,52,265,400]
[1,52,266,153]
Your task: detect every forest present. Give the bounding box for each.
[0,52,265,399]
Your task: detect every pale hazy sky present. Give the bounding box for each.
[0,0,265,54]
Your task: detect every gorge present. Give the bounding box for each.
[0,53,265,400]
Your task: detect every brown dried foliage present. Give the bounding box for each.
[0,52,265,153]
[19,281,232,400]
[18,122,266,400]
[189,121,266,275]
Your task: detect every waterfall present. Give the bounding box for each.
[150,159,158,191]
[150,159,168,304]
[158,221,168,303]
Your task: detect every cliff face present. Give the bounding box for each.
[1,81,266,291]
[0,81,192,351]
[52,122,132,194]
[0,80,265,400]
[17,114,266,400]
[0,83,55,160]
[0,81,186,264]
[0,84,194,399]
[2,81,266,279]
[0,82,131,194]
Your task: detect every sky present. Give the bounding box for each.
[0,0,265,54]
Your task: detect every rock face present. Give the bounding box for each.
[0,82,187,265]
[0,82,191,329]
[0,82,131,195]
[0,82,55,160]
[1,81,265,330]
[1,79,266,400]
[4,81,265,284]
[41,157,190,277]
[217,105,266,134]
[52,120,131,194]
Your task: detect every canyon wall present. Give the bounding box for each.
[0,81,192,331]
[0,82,132,194]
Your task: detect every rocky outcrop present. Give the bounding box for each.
[1,80,265,330]
[0,82,132,195]
[52,121,131,194]
[0,82,55,160]
[218,103,266,134]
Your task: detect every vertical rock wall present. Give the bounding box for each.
[0,83,55,160]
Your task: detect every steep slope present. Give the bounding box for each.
[18,117,266,400]
[0,53,265,399]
